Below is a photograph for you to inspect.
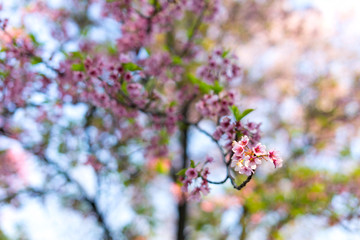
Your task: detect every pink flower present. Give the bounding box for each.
[234,161,243,172]
[253,143,266,156]
[205,156,214,164]
[231,154,245,171]
[244,156,261,169]
[268,150,283,168]
[239,164,253,176]
[273,158,283,168]
[220,117,232,131]
[212,127,223,140]
[239,135,249,146]
[124,72,132,81]
[200,182,210,196]
[268,150,279,160]
[232,141,244,156]
[127,83,142,98]
[230,155,241,168]
[188,187,201,201]
[181,178,192,192]
[201,167,210,178]
[185,168,198,180]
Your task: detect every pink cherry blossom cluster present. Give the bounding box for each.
[213,117,262,150]
[0,31,46,109]
[102,0,222,55]
[102,1,182,53]
[197,49,242,83]
[231,135,283,176]
[139,53,184,83]
[195,91,234,118]
[180,161,212,201]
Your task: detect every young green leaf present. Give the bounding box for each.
[29,33,41,47]
[172,55,182,65]
[188,74,213,94]
[31,56,43,65]
[71,63,85,72]
[239,108,254,120]
[212,81,223,94]
[190,160,195,168]
[121,81,128,95]
[70,51,84,60]
[122,62,142,71]
[176,168,187,176]
[230,105,242,121]
[221,49,230,58]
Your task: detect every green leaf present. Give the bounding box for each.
[188,74,224,94]
[212,80,223,94]
[128,118,135,124]
[188,74,212,94]
[70,51,84,60]
[61,49,69,58]
[121,81,128,95]
[230,106,255,121]
[58,142,66,153]
[30,56,43,65]
[107,44,117,55]
[190,160,195,168]
[198,81,212,94]
[230,105,242,121]
[188,74,199,84]
[172,55,182,65]
[187,27,194,39]
[149,0,161,9]
[71,63,85,72]
[169,101,177,107]
[176,168,187,176]
[0,71,9,78]
[159,129,169,145]
[340,146,351,157]
[221,49,230,58]
[239,108,254,120]
[29,33,40,47]
[122,62,142,71]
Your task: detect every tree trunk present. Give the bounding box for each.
[176,123,189,240]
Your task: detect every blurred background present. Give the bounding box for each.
[1,0,360,239]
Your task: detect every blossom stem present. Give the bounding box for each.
[202,176,229,184]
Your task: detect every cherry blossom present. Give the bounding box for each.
[230,136,283,176]
[253,143,267,156]
[185,168,198,180]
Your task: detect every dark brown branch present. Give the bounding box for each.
[0,188,47,204]
[190,122,255,190]
[202,176,229,185]
[240,205,248,240]
[100,77,167,117]
[40,156,113,240]
[191,122,227,164]
[176,97,195,240]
